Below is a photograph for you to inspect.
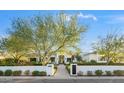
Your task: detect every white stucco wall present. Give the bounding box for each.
[0,65,54,76]
[83,54,97,62]
[77,66,124,75]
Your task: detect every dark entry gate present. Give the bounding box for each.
[71,64,77,75]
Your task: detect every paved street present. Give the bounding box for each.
[1,77,124,83]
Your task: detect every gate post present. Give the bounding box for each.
[47,64,54,76]
[70,64,77,76]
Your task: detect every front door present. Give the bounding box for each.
[59,55,64,64]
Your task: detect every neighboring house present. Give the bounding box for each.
[83,52,107,63]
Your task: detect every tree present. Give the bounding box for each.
[8,12,87,64]
[93,32,124,64]
[0,36,29,63]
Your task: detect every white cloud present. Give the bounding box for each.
[77,12,97,21]
[65,13,97,21]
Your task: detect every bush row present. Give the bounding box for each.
[0,70,46,76]
[0,58,43,66]
[77,60,124,66]
[77,70,124,76]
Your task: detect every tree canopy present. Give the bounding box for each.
[0,12,87,64]
[93,32,124,64]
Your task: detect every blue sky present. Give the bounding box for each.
[0,10,124,52]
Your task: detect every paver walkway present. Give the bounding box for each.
[54,64,70,79]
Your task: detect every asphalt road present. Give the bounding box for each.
[1,78,124,83]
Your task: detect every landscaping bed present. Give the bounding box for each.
[77,60,124,66]
[65,64,70,74]
[0,61,43,66]
[0,69,47,76]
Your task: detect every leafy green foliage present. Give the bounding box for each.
[0,70,4,76]
[24,70,30,76]
[113,70,124,76]
[66,64,70,74]
[32,71,46,76]
[95,70,103,76]
[1,12,87,64]
[39,71,47,76]
[12,70,22,76]
[105,71,112,76]
[5,69,12,76]
[93,32,124,64]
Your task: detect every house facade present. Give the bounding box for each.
[83,52,107,63]
[29,52,78,64]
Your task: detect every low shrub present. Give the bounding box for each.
[95,70,103,76]
[90,60,97,64]
[32,71,40,76]
[24,70,30,76]
[39,71,47,76]
[77,62,84,65]
[77,61,107,65]
[12,70,22,76]
[66,64,70,74]
[0,70,3,76]
[77,71,83,76]
[5,69,12,76]
[31,62,42,66]
[54,65,58,70]
[87,71,93,76]
[113,70,124,76]
[105,71,112,76]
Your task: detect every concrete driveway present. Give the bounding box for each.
[54,64,70,79]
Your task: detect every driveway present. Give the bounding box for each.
[54,64,70,79]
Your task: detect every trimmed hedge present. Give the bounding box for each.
[105,71,112,76]
[32,71,40,76]
[39,71,47,76]
[113,70,124,76]
[12,70,22,76]
[5,70,12,76]
[77,61,124,66]
[24,70,30,76]
[95,70,103,76]
[32,71,46,76]
[0,70,4,76]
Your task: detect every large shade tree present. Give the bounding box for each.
[0,36,29,63]
[93,32,124,64]
[1,12,87,64]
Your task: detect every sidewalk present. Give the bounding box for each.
[1,76,124,80]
